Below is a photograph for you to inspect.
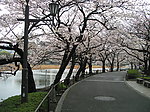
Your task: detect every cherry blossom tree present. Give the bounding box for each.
[52,0,128,84]
[116,9,150,75]
[0,0,134,86]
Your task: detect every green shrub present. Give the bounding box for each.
[139,77,150,81]
[0,92,47,112]
[58,83,67,89]
[144,77,150,80]
[127,69,141,79]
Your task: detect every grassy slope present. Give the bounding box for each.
[0,92,47,112]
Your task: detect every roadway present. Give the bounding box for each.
[56,71,150,112]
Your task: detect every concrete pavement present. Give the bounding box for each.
[56,72,150,112]
[126,81,150,99]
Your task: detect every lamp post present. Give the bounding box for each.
[20,0,59,103]
[21,0,29,103]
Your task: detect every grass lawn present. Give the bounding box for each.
[0,92,47,112]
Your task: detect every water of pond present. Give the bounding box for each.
[0,69,78,102]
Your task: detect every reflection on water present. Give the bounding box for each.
[0,69,77,102]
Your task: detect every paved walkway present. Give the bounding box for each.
[56,72,150,112]
[126,81,150,99]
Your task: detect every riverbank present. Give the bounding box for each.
[32,65,103,70]
[0,64,103,71]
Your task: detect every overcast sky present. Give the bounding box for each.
[0,0,149,39]
[0,0,150,15]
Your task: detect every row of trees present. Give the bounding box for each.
[0,0,150,92]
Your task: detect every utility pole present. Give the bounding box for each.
[21,0,29,103]
[18,0,59,103]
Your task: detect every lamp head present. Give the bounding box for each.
[49,2,59,16]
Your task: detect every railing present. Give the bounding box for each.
[35,79,66,112]
[34,73,93,112]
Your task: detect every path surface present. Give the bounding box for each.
[58,72,150,112]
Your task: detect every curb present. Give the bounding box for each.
[125,80,150,100]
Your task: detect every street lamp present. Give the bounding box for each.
[20,0,59,103]
[49,2,59,16]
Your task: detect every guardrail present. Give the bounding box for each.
[35,73,92,112]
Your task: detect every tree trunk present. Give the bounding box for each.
[116,62,120,71]
[108,55,115,72]
[53,55,69,85]
[144,60,148,74]
[64,54,76,86]
[75,66,82,81]
[27,63,36,92]
[130,62,134,69]
[75,57,88,81]
[88,55,92,74]
[147,59,150,76]
[102,61,106,73]
[81,57,88,78]
[53,45,77,85]
[134,64,137,69]
[110,63,114,72]
[15,46,36,93]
